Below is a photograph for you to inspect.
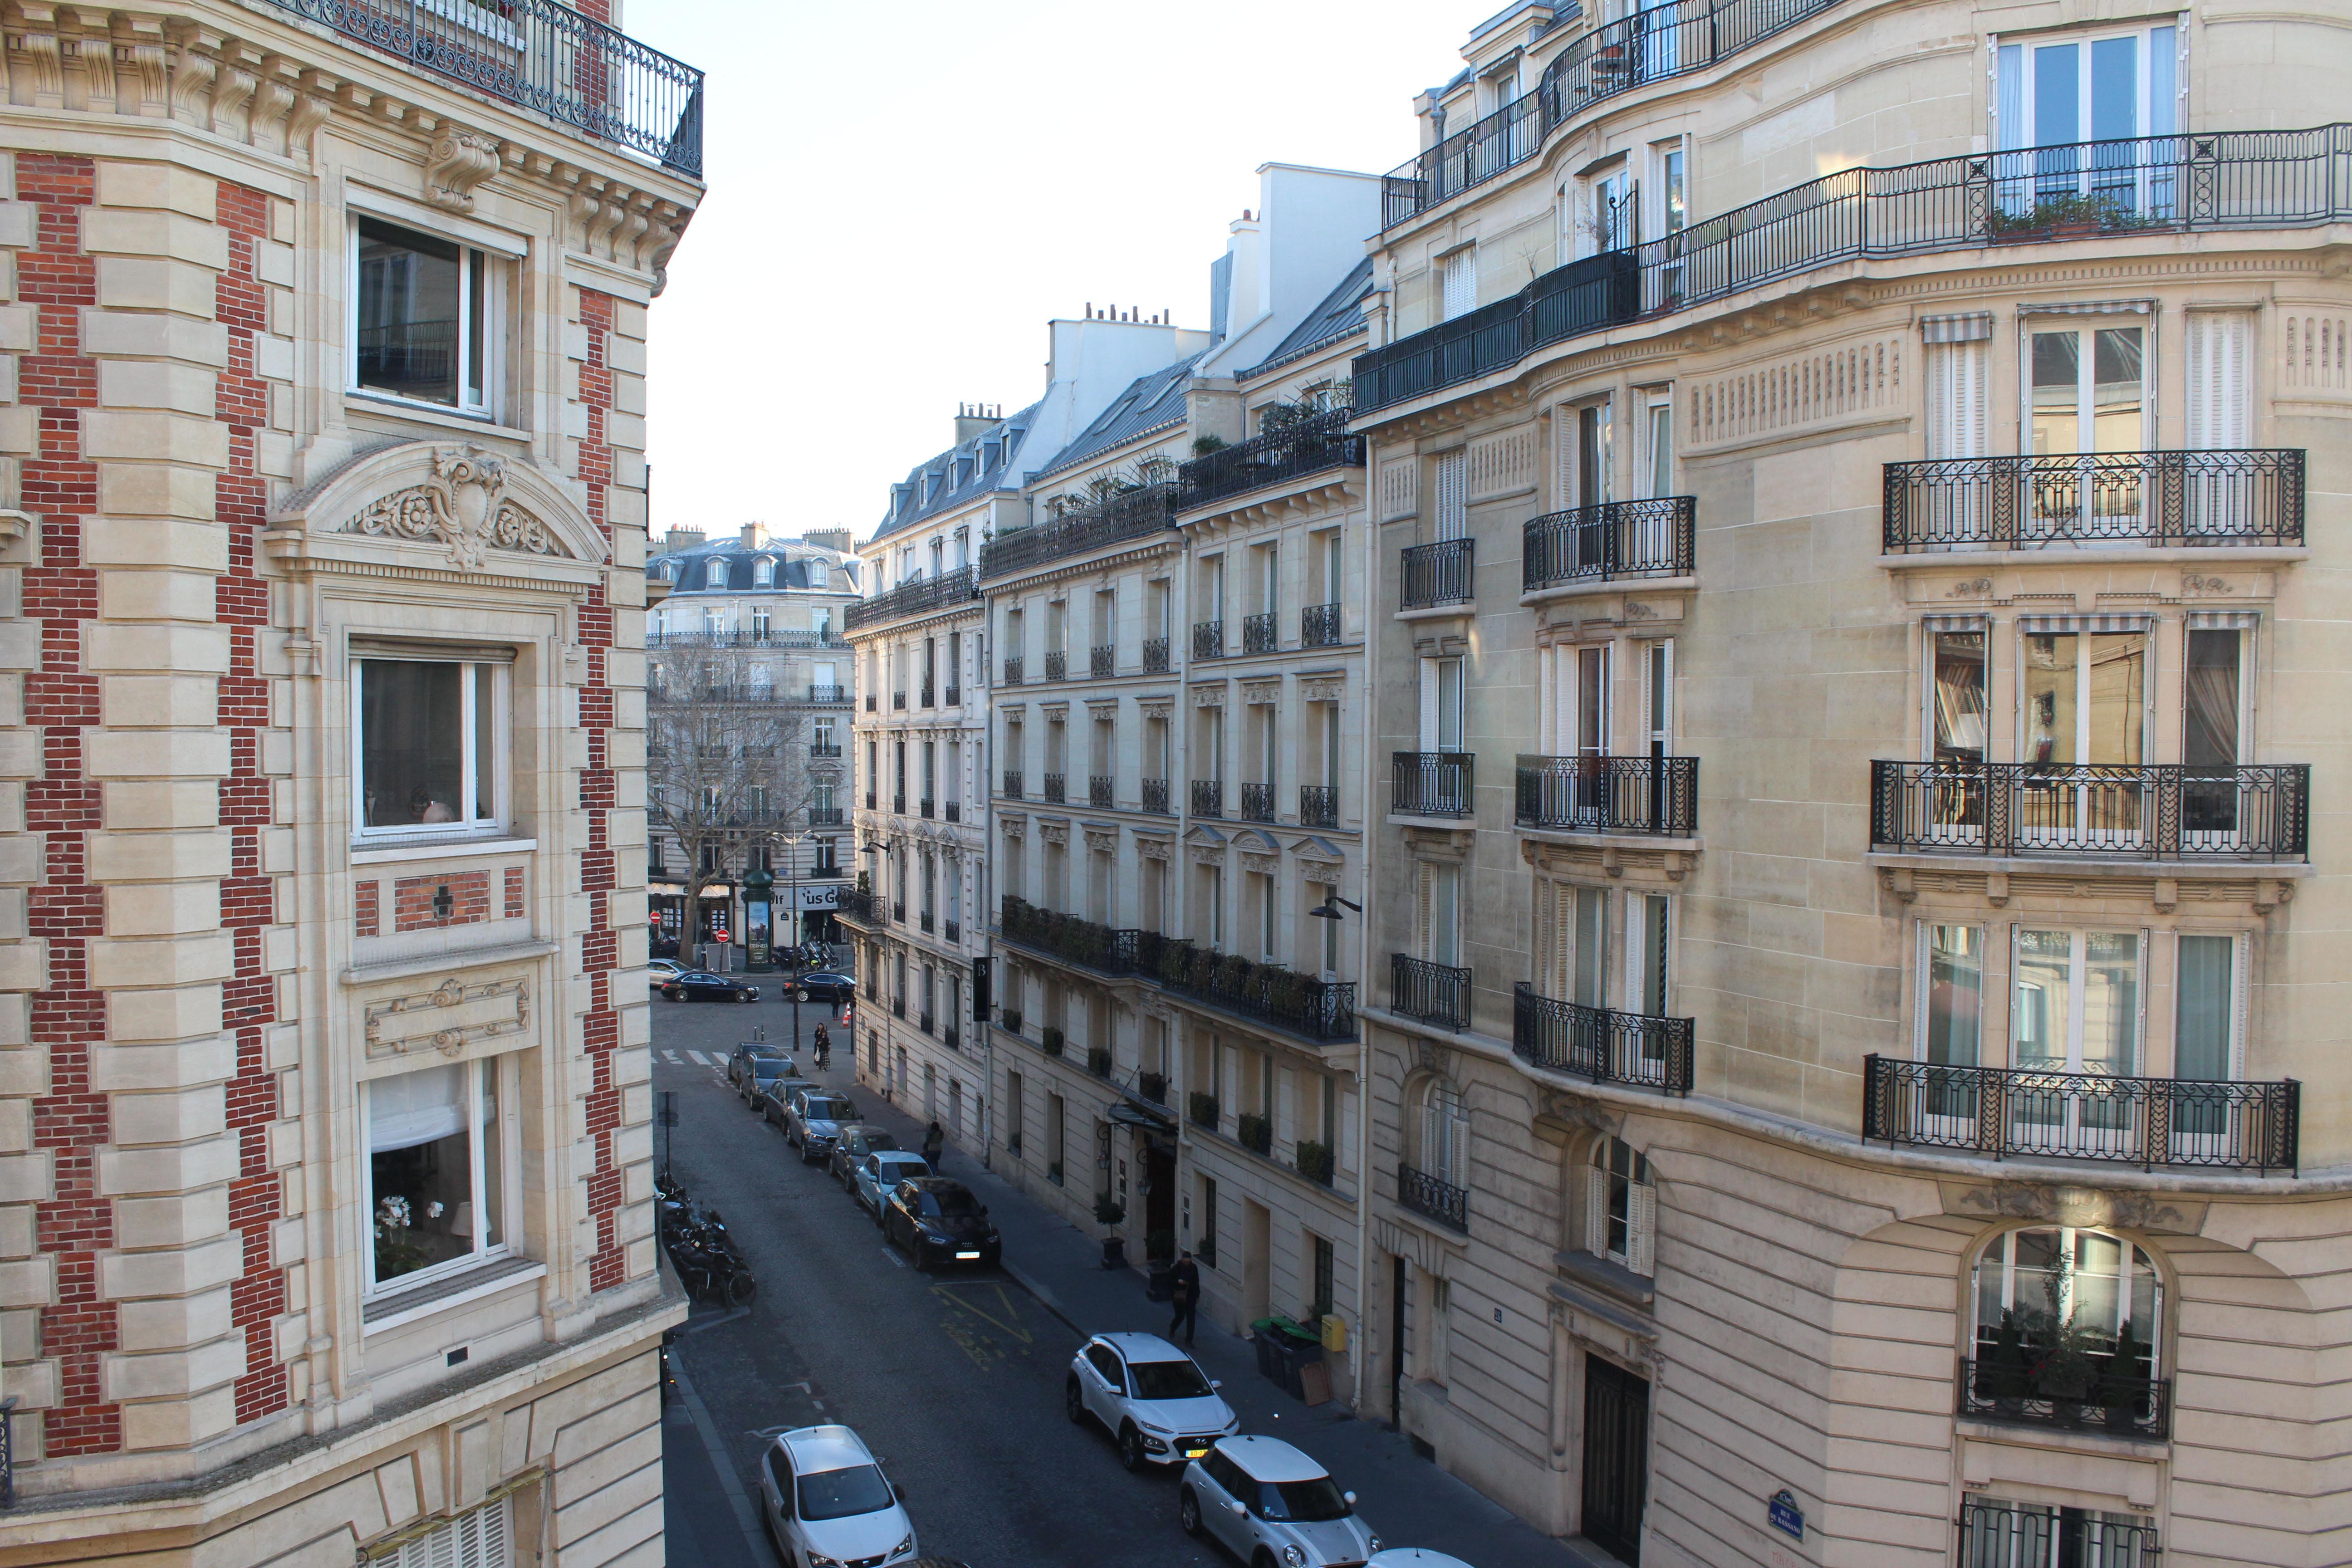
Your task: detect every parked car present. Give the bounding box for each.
[786,1092,862,1165]
[881,1177,1000,1270]
[735,1051,800,1108]
[647,958,686,993]
[661,970,759,1004]
[1065,1332,1238,1472]
[725,1044,792,1096]
[650,932,680,959]
[1366,1553,1475,1568]
[1179,1436,1378,1566]
[753,1425,917,1568]
[791,970,858,1005]
[853,1152,931,1223]
[828,1125,901,1188]
[758,1078,816,1132]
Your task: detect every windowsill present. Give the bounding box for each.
[1553,1248,1655,1309]
[344,390,526,443]
[1520,573,1696,607]
[1387,811,1475,831]
[1953,1415,2169,1457]
[363,1254,544,1331]
[1515,825,1701,855]
[353,835,538,866]
[1394,602,1478,624]
[343,937,558,985]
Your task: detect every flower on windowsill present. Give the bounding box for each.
[375,1194,412,1240]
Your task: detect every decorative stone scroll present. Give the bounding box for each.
[340,445,573,571]
[1038,821,1069,846]
[1191,685,1225,709]
[1240,852,1279,876]
[365,975,529,1059]
[1188,844,1225,867]
[1299,860,1342,887]
[1138,698,1175,721]
[426,128,502,211]
[1242,681,1280,706]
[1298,677,1343,705]
[1084,828,1118,856]
[1136,838,1172,863]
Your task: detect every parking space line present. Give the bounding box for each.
[687,1050,713,1067]
[669,1349,778,1566]
[880,1247,905,1269]
[662,1050,682,1065]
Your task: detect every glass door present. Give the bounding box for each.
[2012,929,2141,1154]
[2020,630,2147,848]
[1921,923,1984,1134]
[1928,627,1989,844]
[2181,627,2244,847]
[2027,323,2147,541]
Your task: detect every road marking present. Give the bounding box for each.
[662,1050,682,1065]
[669,1348,779,1566]
[879,1246,905,1269]
[933,1282,1034,1347]
[686,1050,714,1067]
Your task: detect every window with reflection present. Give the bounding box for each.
[1970,1226,2161,1431]
[367,1057,511,1294]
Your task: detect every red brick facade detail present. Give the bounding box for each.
[20,153,119,1458]
[391,871,492,933]
[355,880,380,938]
[503,866,525,920]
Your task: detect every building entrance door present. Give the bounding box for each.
[1581,1354,1650,1565]
[1143,1141,1175,1245]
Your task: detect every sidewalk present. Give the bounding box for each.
[828,1075,1609,1567]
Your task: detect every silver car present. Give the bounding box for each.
[853,1151,931,1223]
[786,1092,862,1165]
[754,1424,917,1568]
[1179,1436,1378,1567]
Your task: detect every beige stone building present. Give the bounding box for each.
[1350,1,2352,1564]
[0,2,698,1563]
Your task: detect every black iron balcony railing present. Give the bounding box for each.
[1149,936,1357,1044]
[1393,752,1472,818]
[1087,1045,1113,1078]
[1235,1112,1272,1156]
[1192,621,1225,661]
[1862,1055,2299,1172]
[809,685,849,704]
[920,682,934,706]
[1869,761,2310,862]
[810,742,842,758]
[1380,0,1838,228]
[1516,755,1700,837]
[998,896,1134,978]
[1299,784,1338,828]
[919,797,935,820]
[891,792,905,815]
[944,684,961,706]
[1189,1091,1220,1133]
[832,890,877,927]
[1524,497,1697,588]
[1302,602,1341,648]
[863,789,877,811]
[1044,651,1068,682]
[1295,1139,1335,1186]
[945,801,961,823]
[1177,407,1365,509]
[919,1010,934,1034]
[1401,537,1475,608]
[1043,773,1066,804]
[259,0,706,177]
[648,629,852,651]
[1002,656,1023,686]
[1513,982,1695,1095]
[892,691,906,710]
[1360,124,2352,412]
[1391,954,1471,1030]
[808,807,845,826]
[944,918,960,944]
[844,565,980,632]
[1136,1071,1167,1106]
[864,694,877,711]
[892,995,906,1019]
[1000,1008,1023,1035]
[1957,1356,2171,1441]
[981,484,1177,581]
[1191,780,1223,819]
[919,910,935,934]
[1240,782,1275,823]
[1243,612,1279,654]
[1958,1498,2159,1568]
[1397,1162,1470,1232]
[1089,775,1113,809]
[1142,778,1171,815]
[1143,636,1171,674]
[1001,770,1023,798]
[943,1024,961,1051]
[891,901,905,923]
[1040,1026,1065,1058]
[1091,645,1115,679]
[1883,450,2305,552]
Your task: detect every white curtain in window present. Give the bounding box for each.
[369,1064,467,1152]
[2184,311,2253,449]
[1434,451,1467,540]
[1924,338,1988,460]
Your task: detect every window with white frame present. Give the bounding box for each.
[705,559,727,589]
[366,1055,513,1294]
[811,558,831,589]
[2014,927,2142,1078]
[1586,1136,1655,1275]
[2173,932,2243,1083]
[353,654,506,835]
[386,1497,513,1568]
[1972,1225,2161,1385]
[1995,24,2177,154]
[1437,246,1478,323]
[1433,450,1467,540]
[1919,922,1985,1069]
[1420,657,1465,752]
[753,556,774,587]
[352,216,505,416]
[1417,861,1461,968]
[1420,1079,1468,1189]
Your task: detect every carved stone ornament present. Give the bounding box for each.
[1136,838,1172,862]
[365,975,529,1059]
[1241,852,1279,877]
[1947,1179,2200,1235]
[1192,685,1226,709]
[1000,816,1026,840]
[340,445,573,570]
[1537,1089,1620,1137]
[1039,822,1070,846]
[1300,860,1341,887]
[1138,698,1175,721]
[1189,844,1226,867]
[1298,677,1343,705]
[1415,1040,1454,1080]
[1084,828,1118,855]
[425,129,502,212]
[1243,681,1281,706]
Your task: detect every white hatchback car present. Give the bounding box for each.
[1066,1331,1238,1471]
[1366,1553,1476,1568]
[755,1425,918,1568]
[1180,1436,1379,1567]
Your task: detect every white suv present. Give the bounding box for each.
[1065,1331,1239,1471]
[754,1424,918,1568]
[1179,1436,1379,1567]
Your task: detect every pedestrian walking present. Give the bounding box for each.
[811,1023,831,1071]
[1168,1250,1201,1346]
[921,1119,945,1174]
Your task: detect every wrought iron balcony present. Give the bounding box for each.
[1862,1054,2298,1172]
[1391,954,1471,1030]
[920,911,935,933]
[944,685,961,706]
[1516,755,1699,836]
[810,742,842,758]
[1136,1071,1167,1106]
[980,484,1177,582]
[1393,752,1472,818]
[1000,1008,1023,1035]
[943,1024,960,1051]
[1883,450,2305,551]
[1191,780,1223,819]
[1296,1140,1336,1186]
[864,790,877,811]
[1958,1356,2170,1441]
[1513,982,1694,1095]
[1524,497,1696,588]
[944,918,960,944]
[1401,538,1474,608]
[1236,1112,1272,1156]
[945,801,961,823]
[1142,778,1171,815]
[1239,782,1274,823]
[892,995,906,1019]
[1302,602,1341,648]
[1091,645,1115,679]
[1192,621,1225,661]
[1299,784,1338,828]
[1040,1027,1065,1058]
[844,566,980,633]
[808,807,844,826]
[1089,775,1113,809]
[1002,656,1024,686]
[257,0,707,177]
[1143,637,1171,674]
[919,1010,934,1034]
[1869,761,2310,862]
[919,797,935,820]
[891,792,905,815]
[1043,773,1066,804]
[1397,1162,1469,1232]
[891,901,905,923]
[1045,651,1068,682]
[1001,770,1023,798]
[920,682,934,707]
[1958,1498,2158,1568]
[809,685,849,704]
[1087,1045,1113,1078]
[998,896,1134,979]
[1148,936,1357,1044]
[1243,612,1278,654]
[1361,123,2352,412]
[1176,407,1364,508]
[892,691,906,710]
[1189,1091,1220,1133]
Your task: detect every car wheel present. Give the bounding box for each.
[1118,1424,1146,1473]
[1178,1488,1203,1538]
[1064,1378,1086,1426]
[1253,1553,1278,1568]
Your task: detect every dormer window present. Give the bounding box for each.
[956,456,973,488]
[705,559,726,589]
[810,559,830,589]
[753,556,775,588]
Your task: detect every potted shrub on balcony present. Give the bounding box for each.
[1986,192,2152,244]
[1295,1140,1335,1186]
[1237,1112,1272,1156]
[1137,1070,1167,1104]
[2102,1319,2146,1433]
[1983,1310,2032,1418]
[1040,1025,1065,1058]
[1094,1193,1127,1269]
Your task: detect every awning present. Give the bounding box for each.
[1110,1100,1175,1132]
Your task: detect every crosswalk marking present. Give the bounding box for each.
[662,1050,682,1065]
[686,1050,714,1067]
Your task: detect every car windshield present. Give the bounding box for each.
[804,1098,853,1121]
[795,1462,894,1521]
[1256,1475,1351,1522]
[877,1158,926,1181]
[860,1132,900,1152]
[920,1189,981,1217]
[1128,1359,1213,1401]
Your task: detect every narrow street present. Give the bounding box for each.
[650,987,1598,1568]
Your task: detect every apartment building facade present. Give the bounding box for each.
[1351,2,2352,1565]
[0,3,699,1564]
[645,525,858,958]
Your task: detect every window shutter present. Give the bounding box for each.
[1584,1161,1610,1255]
[1434,451,1467,540]
[1442,248,1478,321]
[1923,339,1988,459]
[1628,1180,1658,1276]
[1554,402,1580,508]
[2185,312,2253,449]
[1642,640,1675,749]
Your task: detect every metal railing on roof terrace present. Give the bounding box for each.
[980,484,1177,582]
[257,0,704,177]
[1176,409,1363,510]
[843,566,980,633]
[1381,0,1843,227]
[1358,124,2352,412]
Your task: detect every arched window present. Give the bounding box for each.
[810,558,830,590]
[704,558,726,589]
[1969,1227,2163,1426]
[1419,1080,1468,1189]
[1586,1137,1655,1275]
[752,556,774,587]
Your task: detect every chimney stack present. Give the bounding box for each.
[662,527,706,553]
[740,522,767,549]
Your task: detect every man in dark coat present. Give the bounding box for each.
[1167,1250,1201,1347]
[922,1119,945,1174]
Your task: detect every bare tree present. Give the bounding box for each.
[645,640,818,928]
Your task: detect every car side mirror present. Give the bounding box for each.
[1343,1490,1357,1505]
[893,1482,908,1502]
[1210,1379,1223,1389]
[1230,1499,1249,1515]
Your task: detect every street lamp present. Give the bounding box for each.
[1306,891,1361,980]
[773,823,812,1056]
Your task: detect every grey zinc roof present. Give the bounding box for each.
[1032,353,1204,482]
[1245,257,1374,379]
[646,536,859,594]
[868,400,1045,548]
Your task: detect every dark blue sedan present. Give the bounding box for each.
[659,971,760,1004]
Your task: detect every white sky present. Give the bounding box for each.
[624,0,1477,549]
